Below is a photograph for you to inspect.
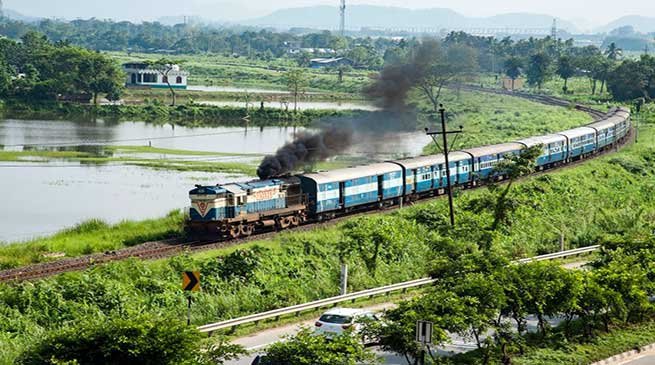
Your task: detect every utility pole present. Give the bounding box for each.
[339,0,346,36]
[426,105,463,227]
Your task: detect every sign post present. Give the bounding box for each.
[415,320,433,365]
[182,271,201,325]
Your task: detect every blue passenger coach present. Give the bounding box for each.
[588,119,617,149]
[462,143,525,181]
[299,163,403,215]
[391,152,472,195]
[517,134,568,168]
[558,127,597,159]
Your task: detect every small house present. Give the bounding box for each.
[123,62,189,89]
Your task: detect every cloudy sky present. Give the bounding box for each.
[5,0,654,27]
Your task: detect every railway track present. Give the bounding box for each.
[0,90,629,283]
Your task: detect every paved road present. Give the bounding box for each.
[617,353,655,365]
[624,355,655,365]
[224,302,566,365]
[224,261,589,364]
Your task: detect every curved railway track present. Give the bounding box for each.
[0,90,630,283]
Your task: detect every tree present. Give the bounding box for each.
[503,56,523,90]
[147,58,184,106]
[260,328,377,365]
[336,64,352,83]
[606,59,648,101]
[605,42,623,60]
[526,52,553,89]
[556,55,576,93]
[487,145,542,232]
[79,51,124,105]
[284,68,308,112]
[16,315,216,365]
[413,40,478,114]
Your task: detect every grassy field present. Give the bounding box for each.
[0,212,184,269]
[0,145,261,175]
[417,89,592,154]
[108,52,371,94]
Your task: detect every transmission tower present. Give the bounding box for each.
[339,0,346,36]
[551,18,557,39]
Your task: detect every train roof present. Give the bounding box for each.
[391,151,471,169]
[557,126,597,139]
[189,186,226,195]
[588,118,617,131]
[301,162,402,184]
[517,134,566,147]
[461,142,525,158]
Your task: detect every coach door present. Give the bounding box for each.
[339,182,345,207]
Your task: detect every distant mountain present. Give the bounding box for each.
[596,15,655,34]
[3,8,40,23]
[243,5,579,33]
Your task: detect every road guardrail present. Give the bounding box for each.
[198,245,600,334]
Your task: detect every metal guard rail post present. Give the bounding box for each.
[197,245,600,333]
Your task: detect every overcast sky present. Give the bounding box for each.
[5,0,654,27]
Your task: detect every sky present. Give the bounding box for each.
[5,0,655,28]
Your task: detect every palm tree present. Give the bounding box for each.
[605,42,623,61]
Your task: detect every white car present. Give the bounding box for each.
[314,307,379,338]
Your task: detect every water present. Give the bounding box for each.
[0,118,429,242]
[199,100,379,111]
[0,162,244,242]
[0,118,312,154]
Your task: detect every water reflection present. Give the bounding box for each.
[0,162,245,242]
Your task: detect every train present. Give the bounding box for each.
[186,107,631,239]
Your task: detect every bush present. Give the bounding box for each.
[17,314,203,365]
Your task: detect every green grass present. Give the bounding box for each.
[515,320,655,365]
[0,145,260,175]
[0,211,184,269]
[418,89,591,154]
[121,86,362,104]
[0,150,94,162]
[108,52,371,94]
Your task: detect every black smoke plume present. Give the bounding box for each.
[258,40,443,180]
[257,127,353,179]
[364,39,440,110]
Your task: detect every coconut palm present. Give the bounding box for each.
[605,42,623,61]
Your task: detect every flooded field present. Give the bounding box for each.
[0,118,429,241]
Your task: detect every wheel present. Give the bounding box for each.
[240,224,254,237]
[280,217,291,229]
[290,216,300,227]
[229,225,240,239]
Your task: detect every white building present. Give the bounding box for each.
[123,62,189,89]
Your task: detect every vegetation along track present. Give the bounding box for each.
[0,90,629,283]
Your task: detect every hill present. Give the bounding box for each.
[3,8,40,22]
[596,15,655,34]
[243,5,579,32]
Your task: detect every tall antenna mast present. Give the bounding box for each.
[339,0,346,36]
[551,18,557,39]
